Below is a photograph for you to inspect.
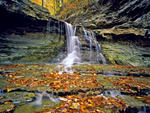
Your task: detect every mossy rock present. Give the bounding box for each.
[0,102,15,112]
[120,95,149,107]
[101,41,150,67]
[0,92,35,104]
[14,99,61,113]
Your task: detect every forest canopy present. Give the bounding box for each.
[30,0,94,17]
[30,0,66,15]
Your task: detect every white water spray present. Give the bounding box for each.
[83,28,106,64]
[31,91,59,106]
[60,22,81,72]
[58,22,106,73]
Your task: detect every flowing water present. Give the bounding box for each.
[31,91,59,106]
[41,22,107,106]
[46,21,51,34]
[59,22,106,73]
[83,28,106,64]
[2,21,148,112]
[0,7,150,112]
[60,22,81,73]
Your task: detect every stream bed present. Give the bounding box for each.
[0,64,150,113]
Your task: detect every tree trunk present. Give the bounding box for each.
[54,0,56,16]
[42,0,44,7]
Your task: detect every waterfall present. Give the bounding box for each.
[60,22,81,72]
[83,28,93,63]
[59,22,106,73]
[46,21,51,33]
[83,28,106,64]
[46,19,106,66]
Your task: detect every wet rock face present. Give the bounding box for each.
[67,0,150,37]
[101,41,150,67]
[0,0,50,20]
[64,0,150,67]
[0,33,65,64]
[0,0,50,33]
[69,0,150,29]
[0,0,65,64]
[118,0,150,21]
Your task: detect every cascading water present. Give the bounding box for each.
[46,21,51,33]
[60,22,81,72]
[31,91,59,106]
[83,28,93,63]
[58,22,106,73]
[83,28,106,64]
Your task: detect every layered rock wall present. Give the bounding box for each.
[64,0,150,67]
[0,0,65,64]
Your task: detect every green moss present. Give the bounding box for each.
[14,104,34,113]
[97,75,115,88]
[120,95,148,107]
[14,100,61,113]
[101,41,150,67]
[0,78,10,90]
[0,33,65,64]
[135,77,150,87]
[0,102,15,112]
[12,34,65,63]
[98,108,119,113]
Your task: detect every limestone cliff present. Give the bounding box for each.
[0,0,65,64]
[62,0,150,67]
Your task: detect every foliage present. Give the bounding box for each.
[135,94,150,105]
[36,95,127,113]
[30,0,94,18]
[30,0,65,16]
[108,76,150,93]
[0,102,15,112]
[1,64,150,92]
[1,64,150,112]
[6,69,103,92]
[58,0,94,19]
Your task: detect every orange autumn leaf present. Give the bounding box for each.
[64,87,69,92]
[37,95,127,113]
[7,88,12,92]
